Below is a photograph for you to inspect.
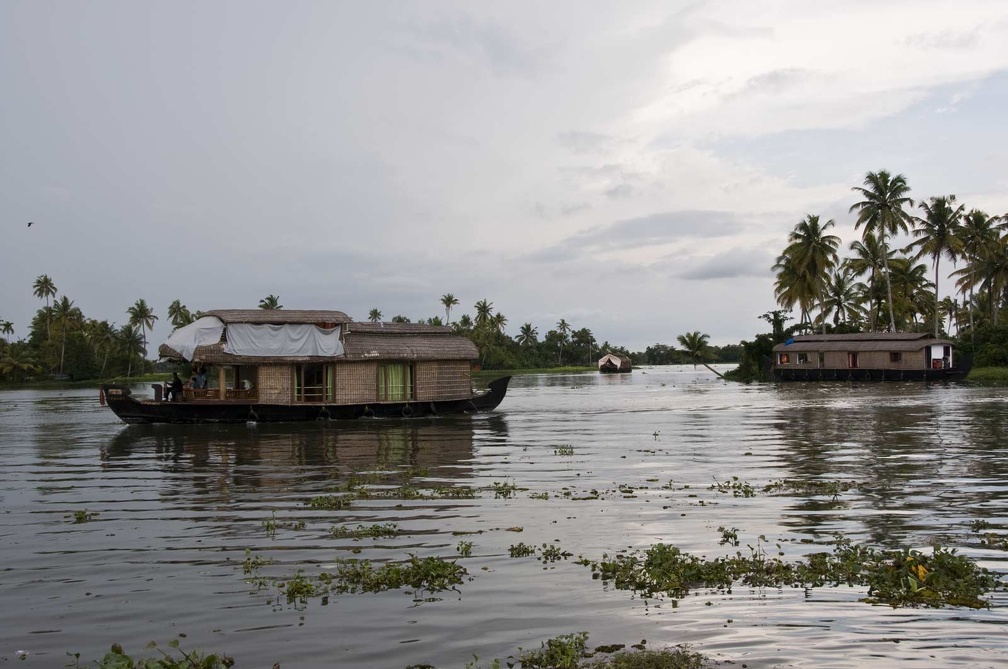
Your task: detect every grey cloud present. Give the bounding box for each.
[527,210,747,263]
[674,246,774,281]
[555,131,618,154]
[905,28,980,50]
[605,183,635,199]
[401,13,551,77]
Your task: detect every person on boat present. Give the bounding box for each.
[166,372,184,402]
[198,368,208,389]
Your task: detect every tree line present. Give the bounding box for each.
[0,283,733,382]
[728,169,1008,381]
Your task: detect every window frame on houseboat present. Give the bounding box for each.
[294,363,332,402]
[847,352,859,368]
[377,362,415,402]
[797,353,809,365]
[776,353,789,365]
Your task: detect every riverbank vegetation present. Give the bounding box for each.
[727,169,1007,382]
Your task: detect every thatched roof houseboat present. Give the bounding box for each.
[598,353,632,374]
[101,309,510,423]
[769,332,970,381]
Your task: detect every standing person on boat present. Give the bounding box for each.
[198,367,208,389]
[166,372,184,402]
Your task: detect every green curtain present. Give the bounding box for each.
[379,364,412,401]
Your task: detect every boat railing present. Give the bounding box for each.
[225,388,258,400]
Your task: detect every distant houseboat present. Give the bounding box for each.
[100,309,510,423]
[769,332,971,382]
[598,353,632,374]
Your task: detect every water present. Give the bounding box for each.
[2,367,1007,668]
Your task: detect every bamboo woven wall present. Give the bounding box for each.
[332,361,379,404]
[258,364,293,404]
[416,361,472,401]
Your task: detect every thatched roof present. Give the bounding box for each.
[773,333,954,353]
[204,309,352,325]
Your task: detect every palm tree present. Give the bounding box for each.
[127,299,158,364]
[491,312,508,335]
[905,195,965,336]
[820,265,865,328]
[847,232,892,331]
[32,274,57,340]
[953,210,1002,338]
[938,296,959,337]
[52,295,84,376]
[474,299,494,328]
[368,308,382,323]
[677,331,710,368]
[258,294,282,310]
[167,299,194,329]
[516,322,538,347]
[773,215,840,332]
[0,346,41,382]
[440,293,460,325]
[1,320,13,343]
[89,319,118,377]
[118,323,144,378]
[849,170,915,332]
[555,318,571,363]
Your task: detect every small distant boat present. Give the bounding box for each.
[769,332,971,382]
[100,309,510,424]
[598,353,632,374]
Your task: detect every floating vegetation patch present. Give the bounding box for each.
[242,555,467,608]
[491,480,520,499]
[76,640,236,669]
[306,494,354,511]
[554,445,575,456]
[331,522,400,540]
[461,633,710,669]
[70,510,98,524]
[457,541,473,558]
[509,542,537,558]
[718,526,740,547]
[584,537,1001,609]
[508,542,573,564]
[762,479,858,499]
[709,477,754,498]
[529,491,550,500]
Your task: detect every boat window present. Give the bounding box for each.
[848,352,859,369]
[889,352,902,363]
[797,353,809,365]
[777,353,789,365]
[817,352,824,368]
[294,363,328,402]
[378,363,414,401]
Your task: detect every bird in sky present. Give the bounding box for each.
[27,221,33,227]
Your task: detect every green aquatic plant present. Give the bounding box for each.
[491,480,520,499]
[710,476,754,498]
[83,641,235,669]
[331,523,400,539]
[554,445,575,456]
[762,479,857,499]
[457,540,473,558]
[514,632,588,669]
[71,510,98,524]
[306,494,353,511]
[509,542,537,558]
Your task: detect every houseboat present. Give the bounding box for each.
[769,332,971,382]
[100,309,510,424]
[598,353,632,374]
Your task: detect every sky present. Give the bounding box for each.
[2,1,1008,352]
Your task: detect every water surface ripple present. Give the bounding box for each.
[2,367,1007,667]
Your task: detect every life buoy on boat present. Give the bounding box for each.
[401,404,414,418]
[362,405,374,418]
[318,407,331,421]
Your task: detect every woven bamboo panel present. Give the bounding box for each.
[333,361,378,404]
[417,360,472,401]
[258,364,293,404]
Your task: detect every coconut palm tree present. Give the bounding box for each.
[52,296,84,376]
[1,320,13,343]
[905,195,965,337]
[368,308,382,323]
[677,331,710,368]
[32,274,57,340]
[774,215,840,332]
[89,319,118,377]
[167,299,194,329]
[953,210,1002,338]
[118,323,144,378]
[555,318,571,364]
[440,293,459,325]
[127,299,158,365]
[474,300,494,329]
[820,265,865,328]
[516,322,538,347]
[0,345,41,382]
[846,232,892,331]
[849,170,915,332]
[491,312,508,335]
[258,294,282,310]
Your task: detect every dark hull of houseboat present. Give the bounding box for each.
[767,356,972,382]
[100,376,511,425]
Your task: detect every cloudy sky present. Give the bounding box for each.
[2,1,1007,351]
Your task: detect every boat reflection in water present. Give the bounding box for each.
[100,417,498,501]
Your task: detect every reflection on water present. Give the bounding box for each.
[1,374,1007,668]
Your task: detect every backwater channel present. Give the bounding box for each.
[2,366,1007,668]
